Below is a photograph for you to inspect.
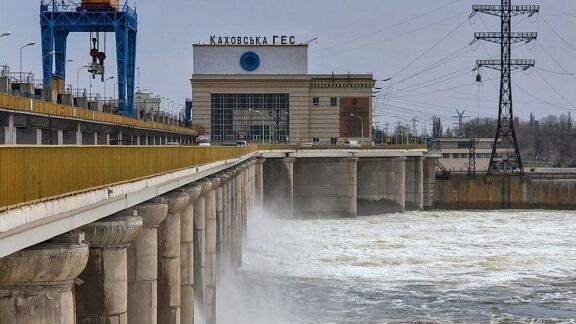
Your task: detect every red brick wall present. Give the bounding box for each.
[340,97,370,138]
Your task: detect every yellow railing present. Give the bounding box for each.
[0,93,197,135]
[255,144,427,151]
[0,145,257,210]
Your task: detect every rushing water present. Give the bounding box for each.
[217,210,576,324]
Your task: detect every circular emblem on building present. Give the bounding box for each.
[240,51,260,71]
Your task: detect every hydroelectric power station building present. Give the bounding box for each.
[191,37,375,144]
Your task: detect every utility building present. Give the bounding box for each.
[191,41,375,144]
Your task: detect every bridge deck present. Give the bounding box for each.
[0,93,196,135]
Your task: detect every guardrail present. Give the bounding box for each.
[255,144,428,151]
[0,93,196,135]
[0,145,257,210]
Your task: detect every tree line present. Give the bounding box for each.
[441,113,576,167]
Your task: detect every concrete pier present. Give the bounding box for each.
[294,157,358,217]
[76,211,143,324]
[222,169,237,274]
[255,158,265,208]
[127,201,169,324]
[157,191,189,324]
[263,157,295,218]
[0,232,89,324]
[405,157,424,211]
[181,184,202,324]
[357,157,407,214]
[205,176,221,324]
[193,180,211,319]
[423,157,437,210]
[216,173,229,276]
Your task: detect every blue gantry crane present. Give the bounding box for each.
[40,0,137,116]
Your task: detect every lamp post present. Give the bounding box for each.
[249,108,266,144]
[19,42,35,82]
[350,113,364,146]
[76,65,90,97]
[284,111,299,144]
[103,76,114,100]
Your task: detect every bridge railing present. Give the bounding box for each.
[0,145,257,210]
[0,93,196,135]
[255,144,427,151]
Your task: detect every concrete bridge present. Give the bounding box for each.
[0,145,433,324]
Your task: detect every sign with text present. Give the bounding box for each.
[209,35,297,46]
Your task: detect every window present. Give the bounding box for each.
[460,153,468,159]
[330,97,338,107]
[211,93,289,143]
[312,97,319,106]
[457,141,471,149]
[442,153,450,159]
[452,153,459,159]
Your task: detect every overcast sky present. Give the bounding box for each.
[1,0,575,130]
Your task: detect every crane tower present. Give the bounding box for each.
[40,0,137,116]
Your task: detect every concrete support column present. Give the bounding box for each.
[222,170,236,275]
[205,176,221,324]
[4,114,15,144]
[293,157,358,217]
[234,167,243,267]
[157,191,189,324]
[76,211,143,324]
[0,232,89,324]
[127,202,169,324]
[217,173,230,276]
[423,157,437,210]
[36,128,42,145]
[357,157,407,214]
[180,184,202,324]
[194,180,211,320]
[263,157,295,218]
[106,133,110,145]
[405,156,424,211]
[76,124,82,145]
[250,160,257,209]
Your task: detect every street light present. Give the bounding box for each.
[249,108,266,144]
[103,76,114,99]
[351,113,364,146]
[77,65,90,97]
[284,111,299,144]
[0,32,11,38]
[19,42,35,82]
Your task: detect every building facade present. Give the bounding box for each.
[191,44,374,144]
[437,138,494,172]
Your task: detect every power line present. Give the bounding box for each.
[537,40,576,82]
[389,18,470,80]
[391,66,472,93]
[310,0,462,54]
[535,66,576,76]
[534,68,574,107]
[514,82,573,112]
[540,14,576,54]
[392,44,472,86]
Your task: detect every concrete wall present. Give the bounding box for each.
[435,174,576,210]
[293,157,357,217]
[423,157,437,210]
[263,157,294,218]
[357,157,406,214]
[405,157,424,211]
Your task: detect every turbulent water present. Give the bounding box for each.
[217,210,576,324]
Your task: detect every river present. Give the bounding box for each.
[217,210,576,323]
